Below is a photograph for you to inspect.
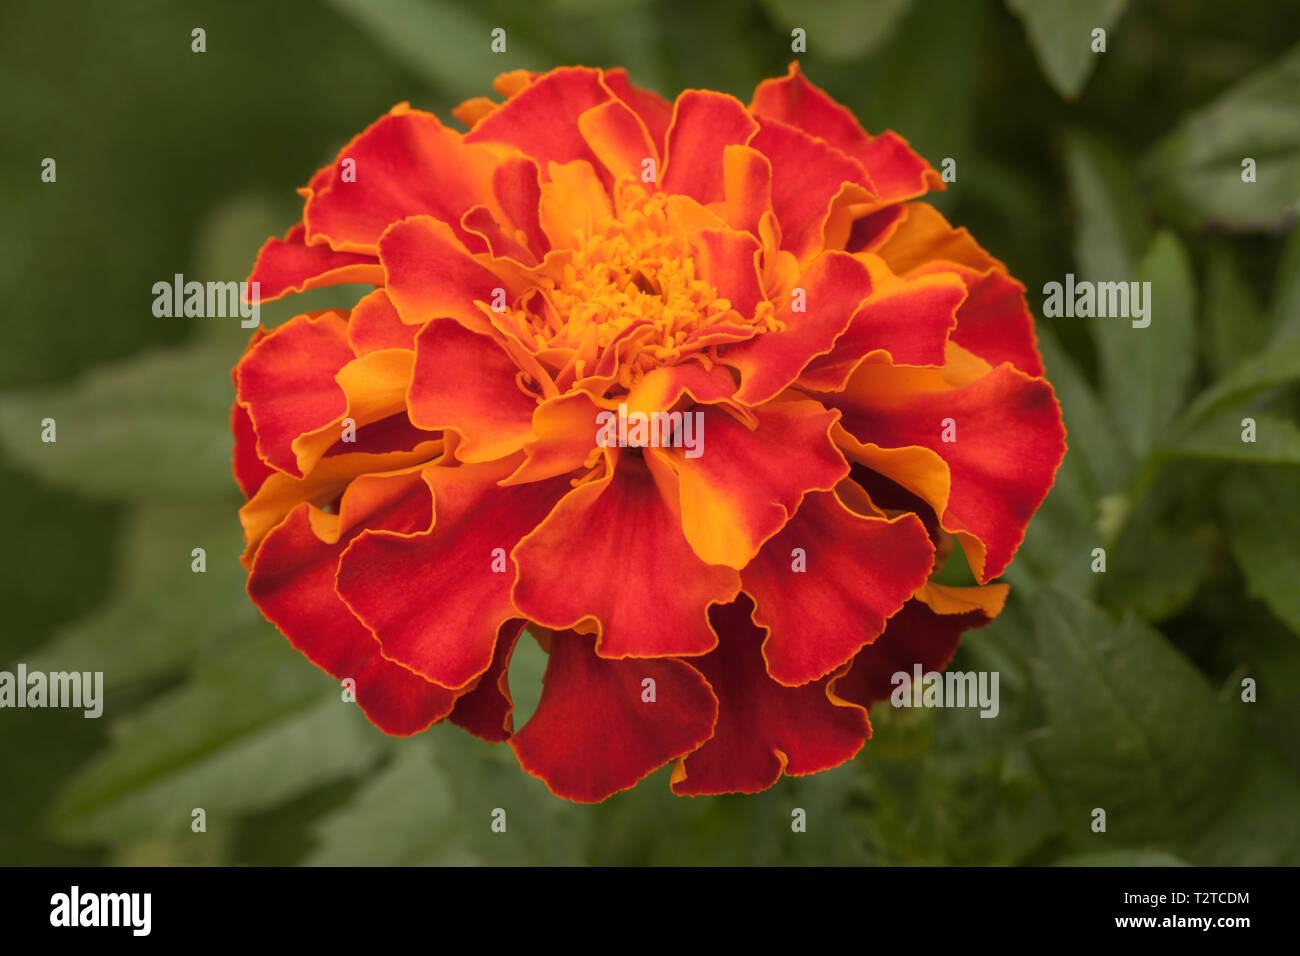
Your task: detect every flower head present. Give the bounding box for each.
[234,64,1066,801]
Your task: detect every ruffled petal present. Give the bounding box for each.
[512,628,718,802]
[513,452,741,658]
[246,224,383,304]
[661,91,758,203]
[347,288,417,355]
[830,359,1066,581]
[235,311,353,477]
[304,105,502,254]
[407,318,537,462]
[247,472,459,735]
[797,263,964,391]
[671,596,868,795]
[465,66,613,176]
[449,620,525,742]
[380,215,520,332]
[663,399,849,568]
[749,116,874,260]
[721,249,872,404]
[602,67,674,154]
[750,62,942,204]
[336,460,572,690]
[742,490,934,686]
[832,590,1003,709]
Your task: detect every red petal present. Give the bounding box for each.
[246,224,383,304]
[750,63,942,204]
[664,399,849,568]
[347,289,417,355]
[235,311,353,477]
[336,461,571,690]
[449,621,525,742]
[407,318,537,462]
[798,266,964,391]
[749,116,874,260]
[671,596,868,795]
[465,66,612,176]
[511,628,718,802]
[831,361,1066,581]
[722,250,873,404]
[230,400,275,499]
[380,215,519,333]
[912,263,1043,377]
[602,67,674,154]
[693,229,764,318]
[743,490,934,686]
[660,90,758,203]
[832,596,997,709]
[513,453,741,658]
[303,105,501,254]
[247,472,459,735]
[578,98,658,183]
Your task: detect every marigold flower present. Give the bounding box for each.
[234,63,1066,801]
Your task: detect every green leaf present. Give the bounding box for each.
[1220,466,1300,635]
[1035,322,1132,495]
[49,634,385,845]
[1092,230,1197,460]
[1163,409,1300,466]
[22,502,261,690]
[1179,334,1300,424]
[1202,245,1265,378]
[306,744,471,866]
[1141,41,1300,231]
[1006,0,1128,100]
[0,340,242,502]
[759,0,914,62]
[1028,587,1247,849]
[1064,130,1148,281]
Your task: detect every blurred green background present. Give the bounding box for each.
[2,0,1298,865]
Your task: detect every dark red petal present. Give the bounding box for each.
[513,453,741,659]
[336,461,571,690]
[832,598,994,709]
[231,396,275,500]
[671,596,869,795]
[247,472,459,735]
[512,628,718,802]
[743,490,933,686]
[449,621,525,742]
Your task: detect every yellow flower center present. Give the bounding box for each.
[513,190,776,391]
